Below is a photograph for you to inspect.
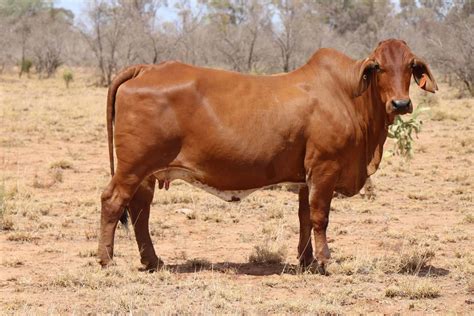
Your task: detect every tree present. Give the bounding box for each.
[117,0,167,64]
[272,0,310,72]
[428,5,473,96]
[81,0,128,86]
[314,0,393,57]
[204,0,271,72]
[31,8,74,78]
[0,0,52,76]
[397,0,473,96]
[172,0,206,65]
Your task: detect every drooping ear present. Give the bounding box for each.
[412,58,438,93]
[354,58,379,97]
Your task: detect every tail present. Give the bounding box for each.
[107,65,142,227]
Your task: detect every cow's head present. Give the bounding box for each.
[354,39,437,118]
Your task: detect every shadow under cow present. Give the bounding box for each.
[162,261,450,277]
[164,261,307,276]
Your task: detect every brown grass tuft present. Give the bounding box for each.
[385,278,440,299]
[0,184,14,231]
[462,214,474,224]
[249,243,287,264]
[78,249,97,258]
[84,227,98,240]
[431,110,459,121]
[1,216,15,231]
[2,259,24,267]
[329,253,376,275]
[468,278,474,294]
[397,247,435,274]
[7,232,40,242]
[203,211,224,223]
[49,160,73,170]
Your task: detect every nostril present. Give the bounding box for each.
[392,99,411,109]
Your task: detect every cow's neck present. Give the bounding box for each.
[356,82,388,176]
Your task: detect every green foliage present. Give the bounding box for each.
[19,58,32,74]
[0,0,52,17]
[388,106,429,159]
[63,69,73,88]
[207,0,246,25]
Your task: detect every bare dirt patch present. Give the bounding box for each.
[1,71,473,314]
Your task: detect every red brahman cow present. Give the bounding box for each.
[98,39,437,271]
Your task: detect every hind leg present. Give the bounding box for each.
[297,185,315,267]
[98,170,145,267]
[128,175,164,271]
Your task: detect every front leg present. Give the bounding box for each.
[307,171,336,270]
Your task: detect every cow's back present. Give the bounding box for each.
[113,62,310,190]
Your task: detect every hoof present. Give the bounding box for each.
[298,255,325,274]
[139,258,165,273]
[315,247,330,273]
[299,256,316,268]
[303,262,328,275]
[98,258,115,268]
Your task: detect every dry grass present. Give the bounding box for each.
[385,277,440,299]
[329,242,436,276]
[7,232,40,242]
[2,259,24,267]
[0,71,473,313]
[0,184,14,231]
[49,160,74,170]
[462,214,474,224]
[397,246,435,274]
[468,278,474,294]
[186,258,212,270]
[248,243,287,264]
[430,110,459,121]
[0,216,14,231]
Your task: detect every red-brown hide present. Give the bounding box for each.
[97,39,437,271]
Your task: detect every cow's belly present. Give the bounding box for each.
[153,167,304,202]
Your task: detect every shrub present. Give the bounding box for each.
[63,69,73,88]
[19,58,33,77]
[249,243,287,264]
[398,247,435,274]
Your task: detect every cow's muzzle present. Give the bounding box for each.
[391,99,411,110]
[391,99,412,114]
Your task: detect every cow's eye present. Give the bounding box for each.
[373,64,381,72]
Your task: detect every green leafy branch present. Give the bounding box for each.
[387,106,430,159]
